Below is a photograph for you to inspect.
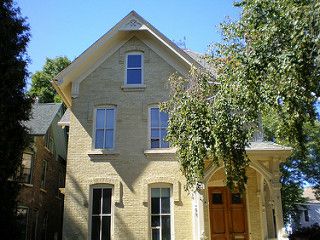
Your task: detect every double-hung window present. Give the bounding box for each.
[17,153,34,184]
[151,187,172,240]
[45,127,54,152]
[95,108,115,149]
[90,187,112,240]
[126,53,143,85]
[150,107,169,148]
[40,160,47,189]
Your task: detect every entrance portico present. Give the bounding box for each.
[192,142,291,240]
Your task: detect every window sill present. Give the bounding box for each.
[87,150,120,156]
[40,188,47,194]
[21,183,33,188]
[44,146,52,154]
[144,148,177,155]
[121,84,146,92]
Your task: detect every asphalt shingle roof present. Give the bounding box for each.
[24,103,62,135]
[184,49,216,74]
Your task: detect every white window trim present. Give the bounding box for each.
[149,183,175,240]
[148,106,170,149]
[92,106,117,151]
[124,52,144,86]
[88,185,114,240]
[17,206,29,240]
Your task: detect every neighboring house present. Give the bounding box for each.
[293,187,320,230]
[15,103,68,240]
[52,11,291,240]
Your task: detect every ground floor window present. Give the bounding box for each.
[150,187,171,240]
[90,187,112,240]
[17,207,28,240]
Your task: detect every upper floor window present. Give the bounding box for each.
[150,107,169,148]
[45,127,54,153]
[150,187,172,240]
[17,153,34,184]
[126,53,143,85]
[90,187,112,240]
[94,108,115,149]
[40,160,47,189]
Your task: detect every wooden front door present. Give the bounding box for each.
[208,187,248,240]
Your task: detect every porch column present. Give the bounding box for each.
[271,157,286,240]
[192,186,205,240]
[272,182,285,240]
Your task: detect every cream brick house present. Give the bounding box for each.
[53,11,291,240]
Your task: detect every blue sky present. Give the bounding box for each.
[17,0,240,79]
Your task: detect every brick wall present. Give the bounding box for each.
[18,136,65,240]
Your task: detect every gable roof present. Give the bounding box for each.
[24,103,62,135]
[52,11,202,107]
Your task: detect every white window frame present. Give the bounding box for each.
[149,183,174,240]
[88,185,114,240]
[93,107,116,150]
[148,106,170,149]
[17,206,29,240]
[40,160,47,189]
[125,52,144,85]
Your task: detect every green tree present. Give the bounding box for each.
[163,0,320,192]
[29,56,71,103]
[264,113,320,224]
[0,0,32,238]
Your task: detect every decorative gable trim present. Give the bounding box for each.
[119,18,147,31]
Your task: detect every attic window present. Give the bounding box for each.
[126,52,143,85]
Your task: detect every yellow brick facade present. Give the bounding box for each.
[63,38,193,240]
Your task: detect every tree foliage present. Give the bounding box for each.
[29,56,71,103]
[163,0,320,192]
[0,0,32,238]
[263,109,320,224]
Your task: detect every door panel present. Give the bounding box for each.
[230,208,245,233]
[208,187,248,240]
[211,209,226,233]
